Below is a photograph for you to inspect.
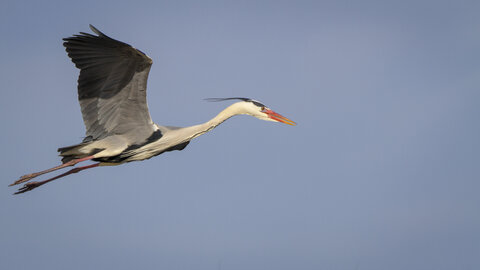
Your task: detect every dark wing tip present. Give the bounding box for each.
[62,25,114,43]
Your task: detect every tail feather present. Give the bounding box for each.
[57,143,97,164]
[60,155,79,164]
[57,144,82,154]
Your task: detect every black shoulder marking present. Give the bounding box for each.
[132,141,191,161]
[144,129,163,144]
[164,141,190,152]
[123,129,163,152]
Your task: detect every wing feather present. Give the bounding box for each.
[63,25,155,142]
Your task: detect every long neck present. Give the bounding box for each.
[186,102,244,140]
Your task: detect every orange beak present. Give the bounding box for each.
[264,109,297,126]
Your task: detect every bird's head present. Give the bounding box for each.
[206,97,296,126]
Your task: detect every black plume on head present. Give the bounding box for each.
[205,97,266,108]
[204,97,250,102]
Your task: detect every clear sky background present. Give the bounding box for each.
[1,1,479,269]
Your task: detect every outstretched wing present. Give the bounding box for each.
[63,25,155,141]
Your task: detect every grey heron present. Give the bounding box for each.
[10,25,296,194]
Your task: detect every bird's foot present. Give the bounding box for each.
[14,181,45,195]
[9,173,39,186]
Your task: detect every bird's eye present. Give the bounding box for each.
[260,106,265,111]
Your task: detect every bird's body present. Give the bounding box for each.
[10,25,295,194]
[60,101,259,165]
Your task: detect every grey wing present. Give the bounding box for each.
[63,25,156,142]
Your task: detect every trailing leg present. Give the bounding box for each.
[14,163,100,194]
[9,155,95,186]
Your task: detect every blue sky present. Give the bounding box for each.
[1,1,479,269]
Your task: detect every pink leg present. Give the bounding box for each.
[14,163,100,194]
[10,155,95,186]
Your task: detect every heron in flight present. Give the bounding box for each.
[10,25,296,194]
